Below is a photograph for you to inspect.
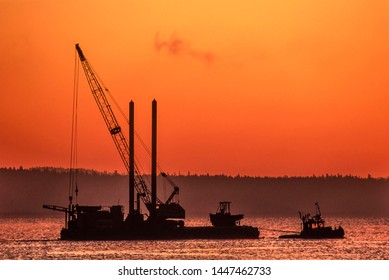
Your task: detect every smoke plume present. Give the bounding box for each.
[154,33,214,65]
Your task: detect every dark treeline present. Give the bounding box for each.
[1,167,388,217]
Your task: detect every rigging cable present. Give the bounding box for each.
[89,62,166,181]
[90,62,164,171]
[258,228,300,234]
[88,62,150,178]
[96,71,173,180]
[87,59,178,201]
[69,48,80,205]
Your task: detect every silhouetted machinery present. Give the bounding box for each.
[45,45,185,232]
[43,44,259,240]
[279,202,345,239]
[210,201,244,227]
[74,44,185,222]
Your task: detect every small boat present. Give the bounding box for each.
[279,202,345,239]
[210,201,244,227]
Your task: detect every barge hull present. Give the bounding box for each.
[279,227,345,239]
[60,226,259,240]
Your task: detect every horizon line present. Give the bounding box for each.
[1,166,386,179]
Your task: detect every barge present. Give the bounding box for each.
[43,44,259,240]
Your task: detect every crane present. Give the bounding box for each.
[75,44,184,219]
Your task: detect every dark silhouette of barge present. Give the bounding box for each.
[43,44,259,240]
[44,100,259,240]
[56,203,258,240]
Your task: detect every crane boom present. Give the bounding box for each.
[75,44,128,168]
[75,44,160,210]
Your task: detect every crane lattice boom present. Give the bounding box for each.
[75,44,159,209]
[75,44,184,219]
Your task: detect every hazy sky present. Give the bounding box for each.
[1,0,388,176]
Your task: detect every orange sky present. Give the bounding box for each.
[1,0,388,177]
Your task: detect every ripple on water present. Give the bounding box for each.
[0,217,388,259]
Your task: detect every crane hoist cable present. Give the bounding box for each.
[75,44,162,210]
[85,52,180,201]
[69,48,80,205]
[101,86,179,198]
[75,44,183,217]
[85,60,152,187]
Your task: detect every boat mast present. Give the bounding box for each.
[315,202,321,217]
[129,101,135,215]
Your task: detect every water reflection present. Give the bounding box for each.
[0,217,388,259]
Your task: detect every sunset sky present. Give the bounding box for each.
[1,0,388,177]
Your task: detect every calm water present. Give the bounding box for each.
[0,217,388,260]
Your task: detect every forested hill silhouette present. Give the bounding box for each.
[1,167,388,217]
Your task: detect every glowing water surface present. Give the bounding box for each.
[0,217,388,259]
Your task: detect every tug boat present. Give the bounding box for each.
[279,202,345,239]
[210,201,244,227]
